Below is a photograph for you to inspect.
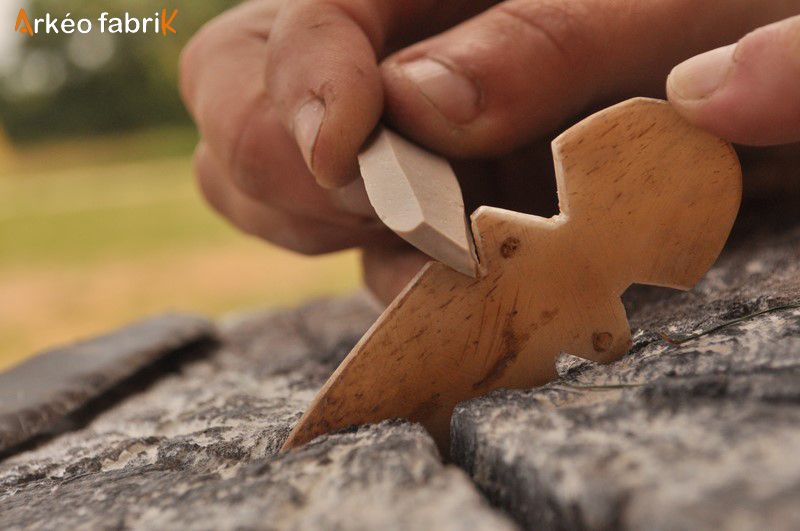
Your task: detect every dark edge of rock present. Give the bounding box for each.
[450,193,800,530]
[451,305,800,530]
[0,313,215,454]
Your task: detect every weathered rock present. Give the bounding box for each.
[0,313,213,452]
[1,194,799,530]
[1,420,515,530]
[452,201,800,530]
[0,294,515,530]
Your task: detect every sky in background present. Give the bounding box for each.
[1,3,22,71]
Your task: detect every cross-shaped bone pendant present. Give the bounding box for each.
[282,98,742,454]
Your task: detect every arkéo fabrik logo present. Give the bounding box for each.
[14,8,178,37]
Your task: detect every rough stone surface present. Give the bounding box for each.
[452,198,800,530]
[1,194,798,530]
[0,294,515,530]
[0,313,213,452]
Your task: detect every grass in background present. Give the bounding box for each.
[0,128,361,371]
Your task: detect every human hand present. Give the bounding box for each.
[668,14,800,146]
[180,0,800,304]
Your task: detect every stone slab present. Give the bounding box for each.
[0,295,515,530]
[0,313,214,452]
[452,200,800,530]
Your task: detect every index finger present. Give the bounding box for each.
[262,0,494,187]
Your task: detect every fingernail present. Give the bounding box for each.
[400,57,481,124]
[668,44,735,101]
[294,98,325,170]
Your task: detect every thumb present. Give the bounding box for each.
[379,0,799,158]
[263,0,491,188]
[264,0,385,188]
[668,14,800,146]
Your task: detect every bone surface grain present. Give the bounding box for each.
[284,98,742,454]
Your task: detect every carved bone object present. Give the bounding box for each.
[282,98,742,453]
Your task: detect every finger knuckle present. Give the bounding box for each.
[179,22,223,106]
[280,219,372,255]
[739,16,800,63]
[284,228,343,255]
[493,0,595,72]
[236,211,345,255]
[194,90,267,192]
[193,148,227,215]
[178,32,203,80]
[227,108,273,197]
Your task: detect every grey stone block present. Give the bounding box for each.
[452,207,800,530]
[0,313,214,452]
[2,199,799,530]
[0,295,515,530]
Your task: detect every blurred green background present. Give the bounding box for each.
[0,1,360,370]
